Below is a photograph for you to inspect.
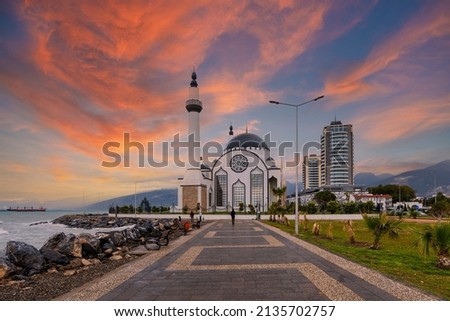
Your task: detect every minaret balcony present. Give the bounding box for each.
[185,99,202,106]
[185,99,203,113]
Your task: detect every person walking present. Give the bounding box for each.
[230,208,236,225]
[190,210,194,223]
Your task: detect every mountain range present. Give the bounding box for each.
[84,160,449,211]
[361,159,450,197]
[81,188,178,212]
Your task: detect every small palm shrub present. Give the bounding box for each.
[362,213,401,249]
[415,224,450,269]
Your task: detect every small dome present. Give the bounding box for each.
[226,133,269,150]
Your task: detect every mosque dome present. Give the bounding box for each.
[225,133,269,151]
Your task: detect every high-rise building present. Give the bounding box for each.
[320,120,354,186]
[302,154,321,190]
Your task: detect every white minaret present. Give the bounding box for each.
[178,70,207,215]
[186,70,202,168]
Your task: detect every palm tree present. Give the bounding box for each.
[272,186,287,206]
[415,224,450,269]
[362,213,401,249]
[272,186,287,222]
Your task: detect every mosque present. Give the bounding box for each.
[177,71,282,214]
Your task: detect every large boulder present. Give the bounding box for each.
[108,231,126,246]
[42,233,82,258]
[5,241,45,276]
[0,257,15,279]
[40,247,70,266]
[42,232,66,249]
[78,233,100,258]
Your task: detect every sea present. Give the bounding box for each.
[0,210,119,257]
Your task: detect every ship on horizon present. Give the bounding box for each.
[6,206,47,212]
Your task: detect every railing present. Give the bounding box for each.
[185,99,202,106]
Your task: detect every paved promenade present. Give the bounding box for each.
[57,219,436,301]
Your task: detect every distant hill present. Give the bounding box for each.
[355,172,393,187]
[286,180,302,196]
[83,188,177,212]
[285,160,449,197]
[369,160,450,197]
[80,160,449,211]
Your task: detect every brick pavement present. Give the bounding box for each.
[96,220,435,301]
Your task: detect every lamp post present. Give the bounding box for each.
[269,95,324,235]
[134,182,137,217]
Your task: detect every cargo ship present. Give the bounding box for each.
[7,206,47,212]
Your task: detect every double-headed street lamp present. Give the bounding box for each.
[269,95,324,235]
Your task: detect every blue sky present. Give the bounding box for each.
[0,0,449,207]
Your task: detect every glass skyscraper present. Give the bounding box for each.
[320,120,354,186]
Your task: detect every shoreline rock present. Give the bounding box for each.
[1,214,181,282]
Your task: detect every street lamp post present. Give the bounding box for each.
[269,95,324,235]
[134,182,137,217]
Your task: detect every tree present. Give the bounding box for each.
[362,213,401,249]
[368,184,416,203]
[306,201,318,214]
[343,201,358,214]
[326,200,340,214]
[415,224,450,269]
[314,191,336,212]
[430,200,449,222]
[272,186,287,206]
[358,201,374,213]
[272,186,287,222]
[409,207,418,219]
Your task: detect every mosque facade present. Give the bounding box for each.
[177,72,282,213]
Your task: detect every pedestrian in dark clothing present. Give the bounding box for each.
[230,208,236,225]
[190,210,194,223]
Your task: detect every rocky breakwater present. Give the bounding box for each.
[0,214,180,281]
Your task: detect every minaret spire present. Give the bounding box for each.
[190,66,198,88]
[229,123,234,135]
[185,70,203,167]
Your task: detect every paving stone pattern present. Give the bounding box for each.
[96,220,435,301]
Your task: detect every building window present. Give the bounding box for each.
[250,167,264,208]
[215,169,227,207]
[232,180,245,209]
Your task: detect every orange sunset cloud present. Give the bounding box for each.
[1,1,449,205]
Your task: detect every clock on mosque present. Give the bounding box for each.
[230,154,248,173]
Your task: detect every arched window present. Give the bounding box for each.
[215,169,227,207]
[232,180,245,209]
[250,167,264,208]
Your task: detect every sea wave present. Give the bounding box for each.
[0,228,8,235]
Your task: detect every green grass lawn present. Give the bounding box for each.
[265,218,450,300]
